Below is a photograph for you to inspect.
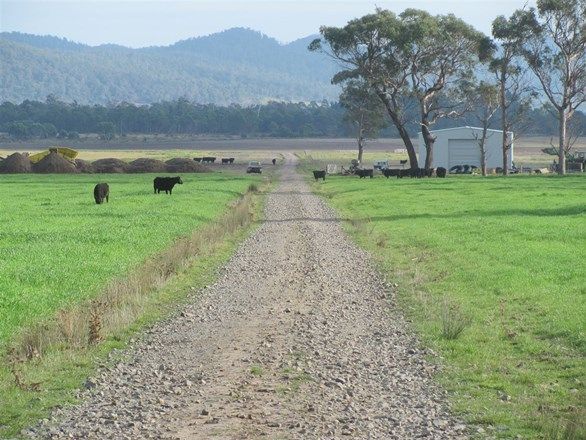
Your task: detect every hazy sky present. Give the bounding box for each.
[2,0,538,48]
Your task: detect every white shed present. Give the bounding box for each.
[418,126,513,170]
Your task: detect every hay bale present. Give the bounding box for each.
[92,158,130,173]
[128,158,167,173]
[33,150,77,173]
[0,152,32,173]
[74,159,94,173]
[165,158,211,173]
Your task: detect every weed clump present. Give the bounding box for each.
[441,301,471,340]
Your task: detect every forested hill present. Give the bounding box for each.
[0,29,341,105]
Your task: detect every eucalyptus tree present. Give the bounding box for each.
[339,79,388,163]
[310,8,489,170]
[492,11,538,175]
[466,81,501,176]
[400,9,491,169]
[515,0,586,174]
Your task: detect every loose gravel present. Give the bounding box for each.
[26,154,471,439]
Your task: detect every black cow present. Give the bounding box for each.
[202,157,216,163]
[356,169,374,178]
[94,182,109,204]
[313,170,326,181]
[436,167,447,178]
[272,158,276,165]
[398,168,413,178]
[194,157,202,162]
[154,176,183,195]
[221,158,230,164]
[415,168,434,178]
[382,168,401,178]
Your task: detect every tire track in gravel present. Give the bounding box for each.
[29,153,470,439]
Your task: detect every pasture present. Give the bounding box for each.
[0,170,264,435]
[307,163,585,438]
[0,173,262,345]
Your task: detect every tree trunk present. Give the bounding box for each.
[357,136,364,163]
[392,115,418,170]
[379,96,419,169]
[421,123,434,170]
[500,62,509,176]
[481,125,488,177]
[558,108,567,175]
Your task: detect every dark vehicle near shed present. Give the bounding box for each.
[246,161,262,174]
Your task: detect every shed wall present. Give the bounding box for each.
[418,127,513,170]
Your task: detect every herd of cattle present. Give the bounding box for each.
[91,156,282,204]
[93,161,449,204]
[313,166,447,181]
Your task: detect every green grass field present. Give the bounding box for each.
[308,168,585,438]
[0,173,259,345]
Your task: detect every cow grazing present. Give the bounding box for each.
[436,167,447,178]
[154,176,183,195]
[221,158,230,164]
[202,157,216,163]
[356,169,374,178]
[94,183,109,204]
[194,157,202,162]
[272,158,276,165]
[313,170,326,181]
[382,168,401,178]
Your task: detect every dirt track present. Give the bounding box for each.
[29,154,470,439]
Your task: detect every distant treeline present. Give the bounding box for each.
[1,96,584,140]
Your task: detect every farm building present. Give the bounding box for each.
[418,126,513,170]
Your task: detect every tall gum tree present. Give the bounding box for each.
[516,0,586,175]
[492,11,538,175]
[401,9,491,169]
[310,8,490,170]
[310,10,419,168]
[339,80,388,163]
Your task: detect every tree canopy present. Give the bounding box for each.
[310,8,490,169]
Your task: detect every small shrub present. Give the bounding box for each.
[441,302,471,340]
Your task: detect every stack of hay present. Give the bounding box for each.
[0,152,32,173]
[74,159,94,173]
[128,158,167,173]
[92,158,130,173]
[33,149,77,173]
[165,158,211,173]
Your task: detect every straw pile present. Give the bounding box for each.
[0,152,33,173]
[92,158,130,173]
[33,150,77,173]
[165,158,211,173]
[74,159,94,173]
[128,158,167,173]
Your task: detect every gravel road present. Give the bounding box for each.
[28,155,470,439]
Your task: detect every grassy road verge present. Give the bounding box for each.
[306,161,585,438]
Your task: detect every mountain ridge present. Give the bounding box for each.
[0,29,340,105]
